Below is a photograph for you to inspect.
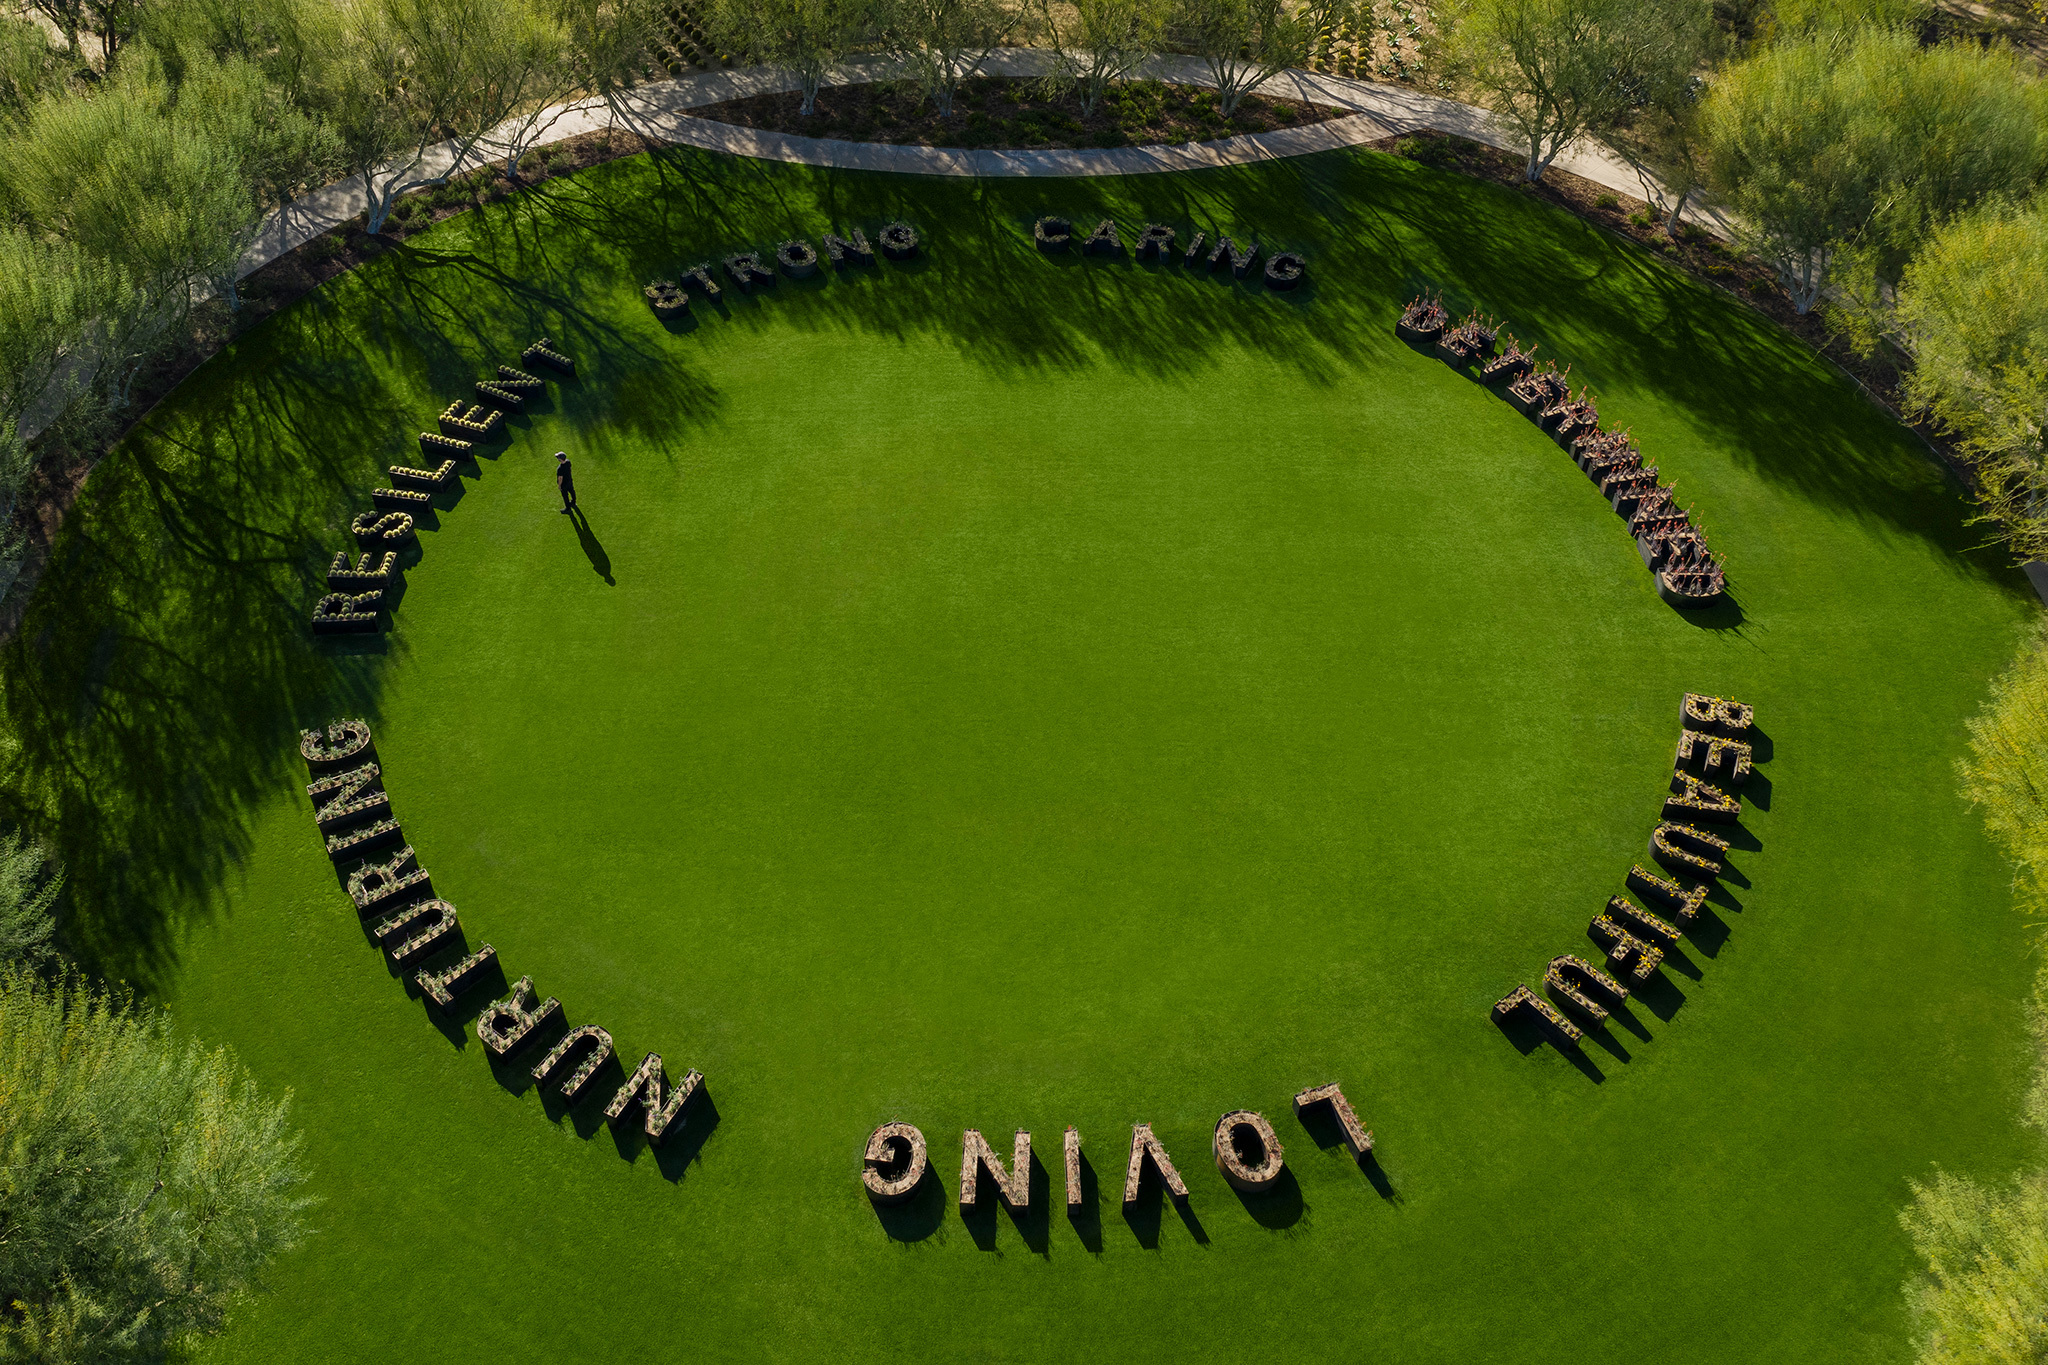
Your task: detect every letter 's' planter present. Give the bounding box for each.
[644,280,689,314]
[351,511,415,546]
[878,221,918,259]
[1136,223,1176,260]
[522,337,575,375]
[328,550,397,590]
[822,230,874,267]
[1034,216,1073,252]
[1263,251,1305,290]
[776,239,819,278]
[391,458,457,491]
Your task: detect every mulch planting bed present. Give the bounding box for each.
[684,75,1348,148]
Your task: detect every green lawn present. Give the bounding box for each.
[4,144,2038,1362]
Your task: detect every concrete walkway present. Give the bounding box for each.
[242,51,1683,280]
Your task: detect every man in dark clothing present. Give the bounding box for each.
[555,451,577,513]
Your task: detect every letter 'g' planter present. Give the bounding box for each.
[1264,252,1306,290]
[862,1121,928,1203]
[1214,1110,1285,1193]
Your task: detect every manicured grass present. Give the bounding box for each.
[4,145,2037,1362]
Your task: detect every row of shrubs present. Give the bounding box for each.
[296,718,706,1144]
[1492,693,1760,1051]
[1032,216,1306,289]
[310,341,572,635]
[642,223,920,316]
[1398,293,1728,609]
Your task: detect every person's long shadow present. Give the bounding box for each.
[570,506,614,585]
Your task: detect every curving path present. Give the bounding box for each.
[242,51,1687,280]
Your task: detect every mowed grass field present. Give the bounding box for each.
[3,143,2038,1362]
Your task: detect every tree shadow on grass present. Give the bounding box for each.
[3,139,2013,992]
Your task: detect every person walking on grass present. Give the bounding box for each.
[555,451,577,514]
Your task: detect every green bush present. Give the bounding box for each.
[1595,192,1620,210]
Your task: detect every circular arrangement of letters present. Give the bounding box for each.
[294,223,1770,1235]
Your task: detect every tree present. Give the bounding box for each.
[1701,31,1880,312]
[0,970,312,1362]
[1842,35,2044,297]
[1442,0,1672,182]
[1033,0,1162,118]
[1895,199,2048,560]
[873,0,1012,117]
[0,833,60,963]
[0,16,64,125]
[1901,1166,2048,1365]
[708,0,868,117]
[1171,0,1352,117]
[1591,0,1715,234]
[551,0,668,134]
[308,0,569,230]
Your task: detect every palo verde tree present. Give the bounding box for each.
[1033,0,1165,118]
[1442,0,1682,182]
[874,0,1013,116]
[708,0,870,117]
[1170,0,1352,116]
[1591,0,1715,233]
[0,970,313,1363]
[1895,198,2048,561]
[307,0,559,229]
[1700,30,1880,312]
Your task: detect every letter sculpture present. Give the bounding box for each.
[1293,1082,1372,1157]
[960,1128,1031,1210]
[604,1054,703,1145]
[861,1121,928,1204]
[476,975,563,1056]
[1213,1110,1285,1194]
[1122,1122,1189,1205]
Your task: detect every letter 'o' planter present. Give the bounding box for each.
[776,239,819,278]
[878,221,919,260]
[1264,252,1306,290]
[1213,1110,1285,1193]
[862,1121,928,1203]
